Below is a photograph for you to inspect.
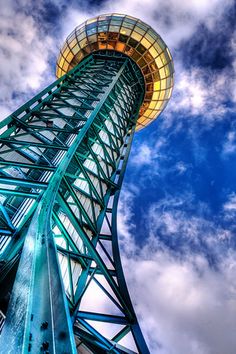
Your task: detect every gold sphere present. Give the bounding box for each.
[56,13,174,131]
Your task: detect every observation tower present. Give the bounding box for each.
[0,13,174,353]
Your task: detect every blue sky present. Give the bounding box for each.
[0,0,236,353]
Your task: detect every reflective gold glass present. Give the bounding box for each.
[56,13,174,131]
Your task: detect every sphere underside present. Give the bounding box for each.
[56,13,174,131]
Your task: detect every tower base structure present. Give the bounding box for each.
[0,52,149,353]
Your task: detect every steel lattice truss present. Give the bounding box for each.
[0,52,150,353]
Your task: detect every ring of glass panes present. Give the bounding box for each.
[56,13,174,131]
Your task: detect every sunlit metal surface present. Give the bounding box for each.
[56,13,174,130]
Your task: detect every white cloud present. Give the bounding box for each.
[222,131,236,155]
[166,64,235,123]
[224,193,236,211]
[130,137,167,171]
[223,193,236,223]
[175,161,187,174]
[123,248,236,354]
[131,143,153,166]
[117,190,236,354]
[0,1,54,119]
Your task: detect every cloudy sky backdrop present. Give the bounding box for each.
[0,0,236,353]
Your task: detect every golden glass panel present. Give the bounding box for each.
[56,67,61,77]
[63,47,70,58]
[161,79,167,89]
[154,81,161,90]
[137,57,147,67]
[145,32,155,44]
[79,38,87,48]
[155,56,163,68]
[143,52,153,63]
[58,53,63,64]
[75,51,84,62]
[149,101,156,109]
[143,119,151,125]
[145,74,152,83]
[120,27,131,36]
[142,65,150,75]
[62,61,69,71]
[160,52,168,65]
[69,38,77,49]
[164,65,170,77]
[141,37,151,49]
[144,109,152,116]
[149,61,158,72]
[149,46,158,58]
[138,116,147,124]
[131,50,142,61]
[153,71,160,80]
[77,33,86,42]
[153,42,162,54]
[155,101,163,110]
[72,44,80,54]
[56,13,174,131]
[131,31,142,41]
[149,111,158,119]
[153,91,160,100]
[66,52,74,63]
[159,91,166,100]
[146,83,154,92]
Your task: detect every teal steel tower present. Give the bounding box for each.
[0,14,174,354]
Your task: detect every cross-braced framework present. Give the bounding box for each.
[0,52,150,353]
